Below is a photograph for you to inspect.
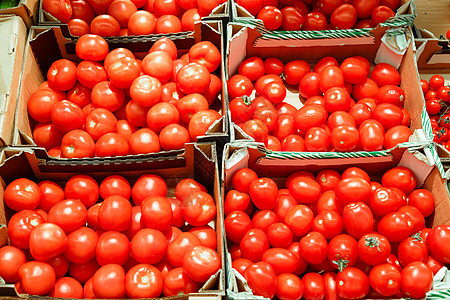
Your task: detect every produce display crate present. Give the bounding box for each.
[415,30,450,163]
[221,142,450,300]
[0,15,28,147]
[13,20,230,165]
[0,142,226,299]
[38,0,229,38]
[230,0,416,47]
[225,23,441,172]
[0,0,38,27]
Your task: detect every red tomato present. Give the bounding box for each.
[245,261,277,299]
[381,166,417,195]
[47,254,70,278]
[0,246,27,283]
[342,202,374,239]
[4,178,41,211]
[232,168,258,194]
[369,264,401,296]
[129,128,161,154]
[378,212,414,242]
[19,261,56,296]
[141,195,172,231]
[75,34,109,61]
[302,273,326,299]
[128,11,156,35]
[328,234,358,270]
[284,205,314,237]
[279,6,305,31]
[398,235,428,267]
[190,225,217,250]
[162,267,201,296]
[43,0,73,22]
[372,5,395,25]
[125,264,163,298]
[324,87,351,112]
[224,190,251,216]
[429,75,445,91]
[276,273,304,300]
[408,189,434,217]
[240,228,270,262]
[248,177,278,210]
[299,232,328,264]
[400,262,433,298]
[427,225,450,263]
[90,14,121,37]
[97,195,132,231]
[189,109,221,141]
[29,223,67,261]
[182,191,216,226]
[319,66,345,93]
[183,246,220,282]
[7,210,45,249]
[48,199,87,233]
[64,226,98,264]
[398,205,425,233]
[371,62,400,87]
[177,63,211,94]
[384,125,412,149]
[266,222,293,248]
[92,264,126,298]
[312,210,344,240]
[288,175,321,204]
[96,231,130,266]
[167,232,202,267]
[340,57,368,84]
[131,174,167,205]
[304,11,327,30]
[330,4,357,29]
[51,100,85,133]
[336,267,369,299]
[358,232,391,266]
[261,247,299,275]
[369,187,400,217]
[48,277,83,298]
[99,174,131,199]
[64,174,99,208]
[294,104,328,132]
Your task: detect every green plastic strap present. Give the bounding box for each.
[426,289,450,299]
[421,103,446,177]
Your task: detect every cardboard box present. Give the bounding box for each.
[414,30,450,165]
[39,0,229,35]
[0,15,27,147]
[0,0,38,27]
[221,142,450,299]
[0,142,225,299]
[230,0,416,47]
[225,23,435,169]
[13,20,229,165]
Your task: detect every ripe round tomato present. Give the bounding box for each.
[7,210,45,249]
[189,109,221,141]
[64,226,98,264]
[245,262,277,299]
[252,210,278,233]
[4,178,41,211]
[276,273,304,300]
[97,195,132,231]
[266,222,293,248]
[408,189,434,217]
[51,100,85,133]
[92,264,126,298]
[162,267,201,296]
[312,210,344,240]
[96,231,130,266]
[29,223,67,261]
[261,247,299,275]
[324,87,351,112]
[304,11,327,30]
[398,205,425,233]
[302,273,326,299]
[224,190,251,216]
[47,198,87,232]
[427,225,450,263]
[129,128,161,154]
[19,261,56,296]
[131,174,167,205]
[358,232,391,266]
[91,81,126,112]
[330,4,357,29]
[371,62,400,87]
[0,246,27,283]
[294,104,328,132]
[299,232,328,264]
[75,34,109,61]
[127,10,156,35]
[181,191,216,226]
[429,74,445,91]
[284,205,314,237]
[398,235,428,267]
[183,246,220,283]
[342,202,374,239]
[240,228,270,262]
[288,175,321,204]
[378,212,414,242]
[47,59,77,92]
[369,264,401,296]
[177,63,211,94]
[340,57,368,84]
[141,195,172,231]
[381,166,417,195]
[328,234,358,271]
[125,264,163,298]
[384,125,412,149]
[336,267,369,299]
[400,261,433,298]
[331,124,359,152]
[167,232,202,267]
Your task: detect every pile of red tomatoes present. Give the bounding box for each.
[236,0,400,31]
[422,75,450,150]
[42,0,226,36]
[0,174,220,298]
[28,34,222,158]
[229,55,412,152]
[225,165,450,299]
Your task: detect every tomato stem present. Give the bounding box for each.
[364,236,381,252]
[332,254,349,272]
[411,232,422,241]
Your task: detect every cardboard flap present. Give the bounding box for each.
[0,16,21,102]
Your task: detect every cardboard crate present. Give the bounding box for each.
[0,15,27,147]
[224,23,441,171]
[13,20,229,167]
[0,0,38,27]
[414,30,450,164]
[38,0,229,36]
[230,0,416,47]
[221,142,450,299]
[0,142,225,299]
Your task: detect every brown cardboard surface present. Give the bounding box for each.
[13,21,228,165]
[0,15,27,146]
[0,0,38,27]
[0,142,225,299]
[222,143,450,296]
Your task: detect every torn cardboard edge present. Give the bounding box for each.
[0,0,38,27]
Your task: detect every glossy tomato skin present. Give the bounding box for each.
[400,261,433,299]
[125,264,163,298]
[378,212,414,243]
[48,199,87,233]
[245,262,277,299]
[96,231,130,266]
[284,205,314,237]
[427,225,450,263]
[131,228,167,264]
[398,236,428,267]
[302,273,326,300]
[4,178,41,211]
[328,234,358,271]
[92,264,126,298]
[357,232,391,266]
[65,226,98,264]
[381,166,417,195]
[19,261,56,296]
[7,210,45,249]
[369,264,401,296]
[76,34,109,61]
[336,267,369,299]
[48,277,84,298]
[61,130,96,158]
[98,195,132,231]
[0,246,27,283]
